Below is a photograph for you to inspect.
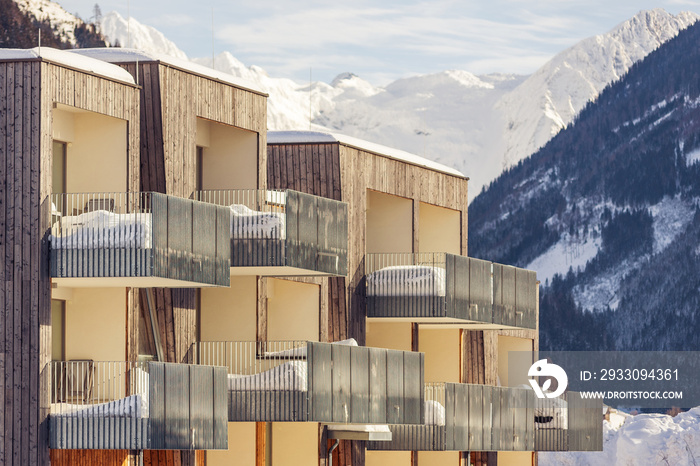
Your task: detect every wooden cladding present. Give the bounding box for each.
[119,62,267,198]
[1,59,140,466]
[268,143,342,201]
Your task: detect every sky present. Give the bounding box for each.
[58,0,700,85]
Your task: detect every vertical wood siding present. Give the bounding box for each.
[0,59,139,466]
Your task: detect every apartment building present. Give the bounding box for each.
[0,46,601,466]
[266,132,600,466]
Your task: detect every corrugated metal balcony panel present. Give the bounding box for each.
[49,192,230,287]
[368,383,536,452]
[193,340,424,424]
[195,189,348,276]
[48,361,228,450]
[366,253,537,329]
[535,391,603,452]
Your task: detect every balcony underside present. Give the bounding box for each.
[230,265,335,277]
[366,295,536,330]
[366,316,535,331]
[52,275,225,288]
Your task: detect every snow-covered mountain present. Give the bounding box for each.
[499,9,700,169]
[14,0,85,45]
[469,20,700,352]
[97,9,697,198]
[99,11,186,60]
[12,0,106,48]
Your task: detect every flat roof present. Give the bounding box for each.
[70,48,266,96]
[0,47,135,85]
[268,130,467,179]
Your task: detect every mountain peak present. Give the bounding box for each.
[331,72,358,86]
[497,9,699,170]
[100,11,187,60]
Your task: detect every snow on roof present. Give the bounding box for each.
[70,48,266,96]
[268,131,466,178]
[0,47,135,85]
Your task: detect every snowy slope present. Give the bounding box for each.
[14,0,86,46]
[99,11,186,59]
[540,409,700,466]
[94,9,697,198]
[499,9,699,169]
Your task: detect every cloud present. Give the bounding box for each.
[213,2,590,81]
[149,13,196,27]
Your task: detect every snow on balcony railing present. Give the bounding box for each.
[49,192,230,286]
[194,189,348,276]
[48,360,228,450]
[193,340,424,424]
[365,252,537,329]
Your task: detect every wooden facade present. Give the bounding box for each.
[0,56,140,466]
[268,141,469,344]
[104,58,266,466]
[111,58,268,371]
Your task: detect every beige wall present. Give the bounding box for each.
[366,321,412,351]
[207,423,256,466]
[366,450,412,466]
[420,328,460,383]
[53,108,128,194]
[198,118,258,190]
[498,451,533,465]
[52,108,75,142]
[418,451,459,465]
[271,423,317,465]
[267,279,320,341]
[60,288,126,361]
[200,276,257,341]
[418,202,461,254]
[498,335,533,387]
[366,190,413,254]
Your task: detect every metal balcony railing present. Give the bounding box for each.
[534,391,603,452]
[195,189,348,276]
[365,253,537,329]
[48,360,228,450]
[50,192,230,286]
[368,382,535,452]
[193,340,424,424]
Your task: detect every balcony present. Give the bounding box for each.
[365,253,537,329]
[534,391,603,451]
[48,361,228,450]
[368,383,535,452]
[50,192,230,287]
[195,190,348,276]
[367,384,603,453]
[193,340,424,424]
